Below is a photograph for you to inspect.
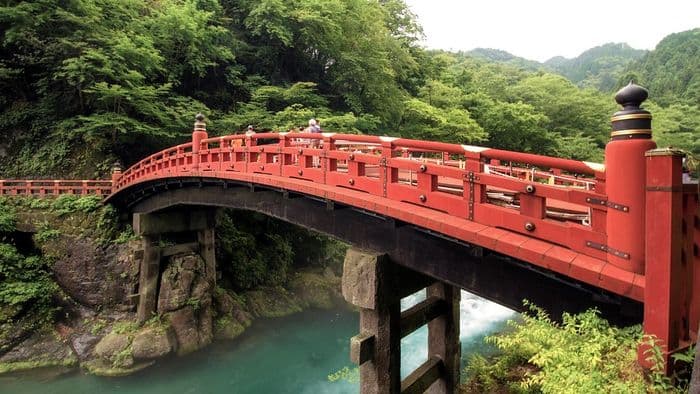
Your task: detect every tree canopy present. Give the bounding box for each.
[0,1,697,177]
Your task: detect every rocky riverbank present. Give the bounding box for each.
[1,252,344,377]
[0,198,346,377]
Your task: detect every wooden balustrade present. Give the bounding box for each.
[110,132,611,261]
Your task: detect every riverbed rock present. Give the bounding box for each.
[289,270,342,310]
[167,306,200,355]
[158,253,214,355]
[131,327,176,360]
[214,317,246,340]
[245,287,303,318]
[214,290,252,326]
[70,333,100,360]
[83,358,154,377]
[0,330,77,374]
[93,332,130,359]
[158,253,213,313]
[45,236,138,308]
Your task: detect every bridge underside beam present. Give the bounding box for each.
[124,180,642,324]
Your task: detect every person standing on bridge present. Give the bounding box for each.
[305,118,321,166]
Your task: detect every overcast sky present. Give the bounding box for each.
[403,0,699,62]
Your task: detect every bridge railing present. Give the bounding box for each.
[0,179,113,197]
[113,130,610,262]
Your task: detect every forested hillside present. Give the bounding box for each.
[623,28,700,106]
[0,1,697,179]
[545,43,646,91]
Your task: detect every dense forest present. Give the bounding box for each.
[0,1,697,179]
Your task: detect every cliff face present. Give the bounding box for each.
[0,199,347,377]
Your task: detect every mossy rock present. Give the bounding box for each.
[289,270,342,310]
[244,287,302,318]
[214,316,246,340]
[0,359,78,375]
[131,326,176,360]
[93,332,130,359]
[82,358,154,377]
[0,330,78,375]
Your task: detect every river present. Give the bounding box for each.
[0,291,515,394]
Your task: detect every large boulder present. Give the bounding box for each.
[167,307,200,355]
[70,333,100,360]
[93,332,130,360]
[289,270,342,310]
[131,327,176,360]
[244,287,302,318]
[46,237,138,308]
[158,253,214,355]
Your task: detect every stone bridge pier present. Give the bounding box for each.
[132,208,217,322]
[343,248,460,394]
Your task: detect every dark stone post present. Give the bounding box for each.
[132,209,218,323]
[427,282,460,394]
[198,227,216,286]
[137,233,161,323]
[342,248,460,394]
[342,249,402,393]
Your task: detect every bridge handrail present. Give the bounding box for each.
[111,130,611,264]
[0,179,113,196]
[197,132,604,175]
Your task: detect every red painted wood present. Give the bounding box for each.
[641,151,685,371]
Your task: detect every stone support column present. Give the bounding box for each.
[342,248,460,394]
[133,208,218,322]
[426,282,460,394]
[198,227,216,286]
[137,235,160,323]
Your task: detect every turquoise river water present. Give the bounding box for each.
[0,291,515,394]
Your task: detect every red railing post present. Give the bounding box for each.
[605,83,657,274]
[380,137,395,198]
[191,113,207,172]
[640,148,686,372]
[112,161,122,193]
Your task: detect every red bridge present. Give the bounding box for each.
[1,84,698,391]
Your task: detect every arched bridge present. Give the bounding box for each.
[1,84,698,391]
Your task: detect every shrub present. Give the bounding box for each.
[462,302,695,393]
[0,198,16,233]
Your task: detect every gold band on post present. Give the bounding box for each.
[610,129,652,137]
[611,114,653,122]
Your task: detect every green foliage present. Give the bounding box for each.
[464,302,695,393]
[0,198,16,233]
[111,321,139,335]
[51,195,102,216]
[625,28,700,106]
[545,43,646,91]
[466,302,647,393]
[646,102,700,155]
[33,226,61,244]
[216,209,346,290]
[327,366,359,383]
[0,243,57,308]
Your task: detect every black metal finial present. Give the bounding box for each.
[195,113,205,122]
[614,82,648,110]
[610,82,652,140]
